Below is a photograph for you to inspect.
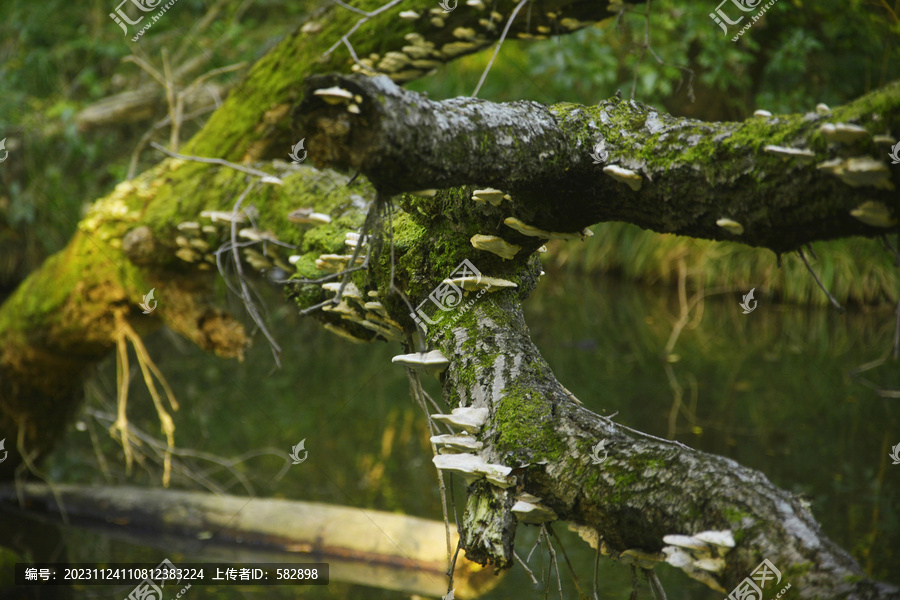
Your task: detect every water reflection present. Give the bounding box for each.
[2,272,898,598]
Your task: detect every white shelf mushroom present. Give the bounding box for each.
[200,210,247,224]
[503,217,592,240]
[471,188,508,206]
[313,86,355,105]
[819,122,869,144]
[512,500,558,523]
[851,201,898,228]
[603,165,643,191]
[430,434,484,453]
[662,534,710,552]
[443,275,517,292]
[288,208,331,225]
[323,323,368,343]
[692,530,735,551]
[818,157,893,190]
[392,349,451,376]
[433,453,514,487]
[431,407,489,433]
[716,218,744,235]
[619,549,665,569]
[763,145,816,163]
[470,234,521,260]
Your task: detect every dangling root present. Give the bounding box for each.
[110,312,180,487]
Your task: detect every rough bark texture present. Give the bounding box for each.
[1,0,620,477]
[296,74,900,253]
[2,0,898,598]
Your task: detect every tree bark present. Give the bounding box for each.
[296,74,900,253]
[1,0,898,597]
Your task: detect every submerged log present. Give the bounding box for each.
[0,483,501,598]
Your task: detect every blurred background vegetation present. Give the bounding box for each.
[1,0,899,305]
[1,0,900,598]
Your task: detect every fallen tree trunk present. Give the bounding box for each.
[288,74,900,597]
[296,74,900,253]
[0,483,498,598]
[0,0,629,480]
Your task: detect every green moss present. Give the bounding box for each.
[494,383,565,461]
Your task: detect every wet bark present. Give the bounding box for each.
[296,74,900,254]
[429,291,898,597]
[1,1,898,597]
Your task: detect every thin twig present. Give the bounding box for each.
[646,568,667,600]
[324,0,405,56]
[797,247,844,312]
[515,551,540,585]
[547,524,584,598]
[472,0,531,98]
[150,142,279,181]
[230,184,284,366]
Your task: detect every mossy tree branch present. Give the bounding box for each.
[0,0,626,478]
[295,74,900,253]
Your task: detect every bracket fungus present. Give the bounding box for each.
[470,234,521,260]
[660,529,734,590]
[288,207,332,225]
[817,157,894,190]
[753,109,773,118]
[815,103,830,115]
[503,217,592,240]
[850,200,898,228]
[430,434,484,453]
[313,86,355,105]
[398,10,421,19]
[471,187,510,206]
[603,165,642,191]
[432,453,514,488]
[321,281,363,302]
[443,275,517,292]
[431,407,489,433]
[763,145,816,163]
[200,209,247,224]
[819,122,869,144]
[618,549,665,569]
[512,499,558,524]
[323,323,368,343]
[392,349,450,375]
[715,218,744,236]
